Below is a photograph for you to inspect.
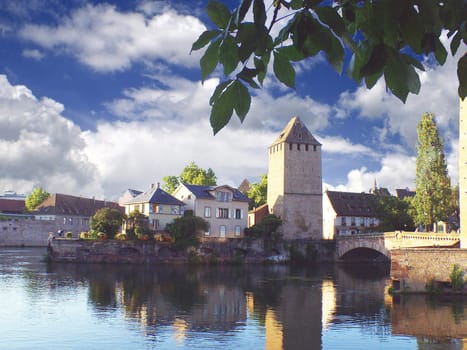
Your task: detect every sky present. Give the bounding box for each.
[0,0,464,201]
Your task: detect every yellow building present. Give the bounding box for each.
[267,116,323,239]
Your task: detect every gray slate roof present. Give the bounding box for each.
[126,186,185,206]
[183,184,249,202]
[326,190,378,217]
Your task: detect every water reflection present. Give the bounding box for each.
[1,248,466,349]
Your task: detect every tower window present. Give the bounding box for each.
[297,144,300,150]
[306,144,309,151]
[289,144,292,150]
[313,145,317,151]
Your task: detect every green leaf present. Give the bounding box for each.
[191,30,221,52]
[365,70,383,89]
[237,67,260,89]
[434,36,448,65]
[360,44,386,76]
[235,0,252,25]
[220,35,239,75]
[209,79,234,105]
[231,80,251,122]
[384,51,421,102]
[210,83,235,134]
[237,23,257,62]
[276,45,305,61]
[253,0,266,27]
[450,31,462,56]
[316,6,346,36]
[200,38,221,82]
[273,50,295,88]
[207,0,232,29]
[401,54,425,72]
[257,52,270,84]
[458,54,467,100]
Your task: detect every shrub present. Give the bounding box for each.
[114,233,127,241]
[65,231,73,239]
[79,232,89,240]
[449,264,465,291]
[97,232,107,240]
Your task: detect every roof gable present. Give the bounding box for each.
[271,116,321,147]
[128,186,184,206]
[182,183,249,202]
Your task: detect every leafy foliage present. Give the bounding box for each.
[125,210,149,240]
[246,174,268,210]
[193,0,467,134]
[245,213,282,241]
[166,211,209,250]
[90,207,124,239]
[25,187,50,211]
[412,113,453,229]
[163,161,217,193]
[373,187,415,231]
[449,264,465,290]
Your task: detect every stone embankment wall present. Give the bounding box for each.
[391,248,467,292]
[0,217,54,247]
[47,238,336,264]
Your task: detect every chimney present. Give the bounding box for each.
[157,182,160,188]
[151,183,154,188]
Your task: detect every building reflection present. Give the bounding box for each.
[42,262,466,349]
[391,295,467,349]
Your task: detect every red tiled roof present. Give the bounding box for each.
[35,193,123,217]
[0,198,25,214]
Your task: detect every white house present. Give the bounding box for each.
[123,184,185,232]
[323,190,380,239]
[172,184,249,238]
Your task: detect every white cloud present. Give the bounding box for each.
[324,153,416,194]
[0,75,103,197]
[82,118,273,198]
[320,135,376,156]
[337,35,463,150]
[19,4,206,71]
[22,48,44,60]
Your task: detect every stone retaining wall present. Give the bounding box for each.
[390,248,467,293]
[0,217,55,246]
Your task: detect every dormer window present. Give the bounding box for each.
[216,191,231,202]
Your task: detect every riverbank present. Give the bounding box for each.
[46,238,337,264]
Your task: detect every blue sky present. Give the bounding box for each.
[0,0,463,200]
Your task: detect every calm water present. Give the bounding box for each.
[0,248,465,350]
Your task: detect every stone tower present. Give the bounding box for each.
[267,116,323,239]
[460,98,466,248]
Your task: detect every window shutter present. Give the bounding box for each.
[215,208,219,218]
[240,209,243,219]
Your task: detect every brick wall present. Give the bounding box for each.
[391,248,467,292]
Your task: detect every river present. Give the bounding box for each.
[0,248,465,349]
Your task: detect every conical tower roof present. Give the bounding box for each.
[270,116,321,147]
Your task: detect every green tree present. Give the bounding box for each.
[163,161,217,193]
[247,174,268,210]
[90,208,124,239]
[193,0,466,134]
[162,175,181,194]
[25,187,50,211]
[412,113,453,230]
[125,210,148,240]
[373,187,415,231]
[166,211,209,250]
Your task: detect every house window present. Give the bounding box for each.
[204,207,211,218]
[216,191,231,202]
[154,219,160,230]
[289,143,293,150]
[216,208,229,219]
[235,209,243,219]
[134,204,140,212]
[69,217,73,225]
[297,144,300,150]
[156,205,163,213]
[341,217,346,226]
[171,205,179,215]
[351,218,356,226]
[219,225,226,237]
[235,226,241,236]
[305,144,309,151]
[313,145,317,151]
[205,223,211,236]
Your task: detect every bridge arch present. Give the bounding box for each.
[336,234,390,260]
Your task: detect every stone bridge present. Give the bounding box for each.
[336,231,461,260]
